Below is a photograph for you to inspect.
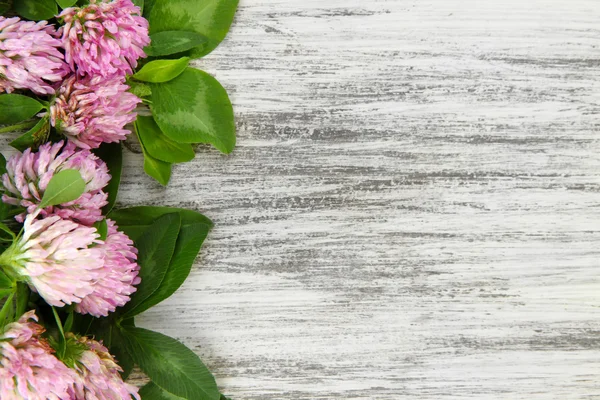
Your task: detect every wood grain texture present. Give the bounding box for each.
[121,0,600,398]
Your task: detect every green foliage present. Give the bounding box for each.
[13,0,57,19]
[120,213,181,318]
[109,206,211,314]
[147,0,238,59]
[120,326,220,400]
[39,169,85,208]
[55,0,77,8]
[140,382,187,399]
[0,0,11,14]
[151,68,235,153]
[133,57,190,83]
[94,219,108,240]
[145,31,208,57]
[10,115,50,152]
[135,115,195,163]
[109,205,212,241]
[0,94,44,125]
[128,80,153,98]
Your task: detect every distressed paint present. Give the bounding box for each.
[120,0,600,398]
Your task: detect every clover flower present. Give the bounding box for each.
[59,0,150,77]
[0,17,68,95]
[76,219,140,317]
[65,334,140,400]
[0,311,76,400]
[50,74,141,149]
[1,141,110,225]
[0,212,104,307]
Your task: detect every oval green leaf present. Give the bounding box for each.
[0,0,11,14]
[133,57,190,83]
[135,116,195,163]
[121,327,220,400]
[140,383,186,400]
[93,219,108,241]
[151,68,235,153]
[122,221,210,316]
[56,0,77,8]
[136,122,173,185]
[10,115,51,152]
[121,213,181,318]
[147,0,238,59]
[0,94,44,125]
[39,169,85,209]
[144,153,171,185]
[146,31,208,57]
[13,0,58,20]
[109,205,213,241]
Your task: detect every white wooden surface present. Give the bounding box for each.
[123,1,600,398]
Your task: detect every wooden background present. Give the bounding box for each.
[122,0,600,398]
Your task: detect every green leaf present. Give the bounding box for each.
[124,221,210,316]
[135,119,173,185]
[88,317,136,379]
[143,143,172,185]
[121,327,220,400]
[135,116,195,163]
[94,219,108,240]
[10,115,50,152]
[15,283,28,320]
[13,0,58,19]
[128,80,152,98]
[55,0,77,8]
[109,206,213,241]
[93,142,122,214]
[121,213,181,318]
[133,57,190,83]
[140,383,186,399]
[39,169,85,209]
[146,31,208,57]
[113,339,136,379]
[143,0,155,16]
[151,68,235,153]
[0,0,11,14]
[0,94,44,125]
[147,0,238,59]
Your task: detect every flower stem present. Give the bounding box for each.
[0,120,37,134]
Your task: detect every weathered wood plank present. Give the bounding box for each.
[122,0,600,398]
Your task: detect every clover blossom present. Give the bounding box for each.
[0,311,76,400]
[59,0,150,77]
[76,219,140,317]
[0,212,104,307]
[0,17,68,95]
[50,74,141,149]
[1,141,110,225]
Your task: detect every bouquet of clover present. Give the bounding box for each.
[0,0,238,399]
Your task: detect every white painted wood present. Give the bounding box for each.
[122,0,600,398]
